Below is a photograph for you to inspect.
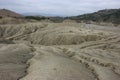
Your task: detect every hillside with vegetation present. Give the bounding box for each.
[68,9,120,25]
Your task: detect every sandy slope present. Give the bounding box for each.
[0,22,120,80]
[0,44,33,80]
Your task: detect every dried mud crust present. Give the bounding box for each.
[0,22,120,80]
[0,44,33,80]
[58,36,120,80]
[21,46,96,80]
[0,23,113,45]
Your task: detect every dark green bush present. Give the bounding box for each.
[0,16,2,19]
[25,16,47,20]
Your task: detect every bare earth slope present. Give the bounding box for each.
[0,9,23,18]
[0,22,120,80]
[0,44,33,80]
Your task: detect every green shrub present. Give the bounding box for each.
[25,16,47,20]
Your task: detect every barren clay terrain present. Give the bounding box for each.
[0,22,120,80]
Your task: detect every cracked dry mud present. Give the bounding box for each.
[0,22,120,80]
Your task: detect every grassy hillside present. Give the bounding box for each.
[68,9,120,24]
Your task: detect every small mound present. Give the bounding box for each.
[30,26,110,45]
[63,19,77,23]
[0,23,47,39]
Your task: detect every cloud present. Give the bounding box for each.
[0,0,120,16]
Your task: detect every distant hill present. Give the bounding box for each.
[68,9,120,24]
[23,12,59,17]
[0,9,23,18]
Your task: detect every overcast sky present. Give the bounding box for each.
[0,0,120,16]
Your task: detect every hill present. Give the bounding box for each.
[68,9,120,24]
[0,9,23,18]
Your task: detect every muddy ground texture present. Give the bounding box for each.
[0,22,120,80]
